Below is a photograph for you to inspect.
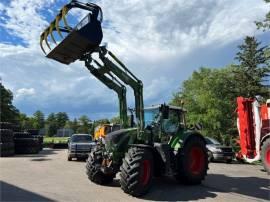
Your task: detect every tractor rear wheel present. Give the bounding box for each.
[120,147,153,197]
[175,136,208,185]
[86,147,114,185]
[261,138,270,174]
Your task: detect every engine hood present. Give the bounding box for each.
[104,128,137,151]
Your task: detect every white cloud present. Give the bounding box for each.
[0,0,269,118]
[0,2,4,12]
[0,0,55,50]
[16,87,35,98]
[99,0,268,61]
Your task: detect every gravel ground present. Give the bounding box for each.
[0,148,269,202]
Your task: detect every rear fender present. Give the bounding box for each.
[183,132,206,147]
[170,130,206,151]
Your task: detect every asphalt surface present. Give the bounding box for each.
[0,148,269,202]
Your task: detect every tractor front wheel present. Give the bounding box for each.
[120,147,153,196]
[175,135,208,185]
[86,147,114,185]
[261,138,270,174]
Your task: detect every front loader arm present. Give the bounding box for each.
[96,47,145,138]
[84,54,128,128]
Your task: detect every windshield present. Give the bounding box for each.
[205,137,220,145]
[71,135,92,143]
[144,108,159,126]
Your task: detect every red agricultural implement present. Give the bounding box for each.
[236,97,270,173]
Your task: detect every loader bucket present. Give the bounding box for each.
[40,1,103,65]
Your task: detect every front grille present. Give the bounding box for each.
[221,148,232,153]
[71,149,90,153]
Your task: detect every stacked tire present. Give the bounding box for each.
[26,129,43,151]
[14,132,40,154]
[0,122,15,157]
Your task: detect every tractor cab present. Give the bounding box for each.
[144,105,186,140]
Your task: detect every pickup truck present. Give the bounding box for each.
[67,134,95,161]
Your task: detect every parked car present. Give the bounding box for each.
[67,134,95,161]
[205,137,234,163]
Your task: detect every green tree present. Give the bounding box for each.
[77,115,91,134]
[171,67,237,142]
[46,113,57,137]
[64,120,72,129]
[19,113,35,130]
[65,118,79,133]
[234,36,270,97]
[110,116,120,124]
[256,0,270,31]
[95,118,110,125]
[55,112,69,128]
[33,110,45,130]
[0,83,20,122]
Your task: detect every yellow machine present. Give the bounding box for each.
[94,124,120,140]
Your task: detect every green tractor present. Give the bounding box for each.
[40,0,208,196]
[87,104,208,196]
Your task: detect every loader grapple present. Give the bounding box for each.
[40,1,103,64]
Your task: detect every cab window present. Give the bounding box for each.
[162,109,180,134]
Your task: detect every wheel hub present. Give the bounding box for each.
[140,160,151,185]
[189,147,205,175]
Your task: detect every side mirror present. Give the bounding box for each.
[67,137,70,143]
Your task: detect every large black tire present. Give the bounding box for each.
[15,146,39,154]
[14,132,33,139]
[0,149,15,157]
[12,124,21,132]
[26,129,39,136]
[14,138,40,154]
[14,138,39,147]
[86,147,114,185]
[120,147,154,197]
[0,142,15,157]
[261,138,270,174]
[0,122,12,130]
[175,136,208,185]
[38,136,43,151]
[0,142,15,150]
[0,129,14,143]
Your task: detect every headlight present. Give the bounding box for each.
[70,144,76,150]
[212,148,222,152]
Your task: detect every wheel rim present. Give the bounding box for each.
[266,146,270,166]
[140,160,151,186]
[189,146,205,175]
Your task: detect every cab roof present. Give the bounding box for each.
[144,104,186,112]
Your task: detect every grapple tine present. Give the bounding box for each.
[49,22,57,44]
[62,6,72,31]
[41,1,103,64]
[40,33,46,54]
[55,15,63,38]
[44,29,51,50]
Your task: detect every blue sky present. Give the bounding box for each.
[0,0,269,120]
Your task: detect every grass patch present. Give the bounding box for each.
[44,137,69,144]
